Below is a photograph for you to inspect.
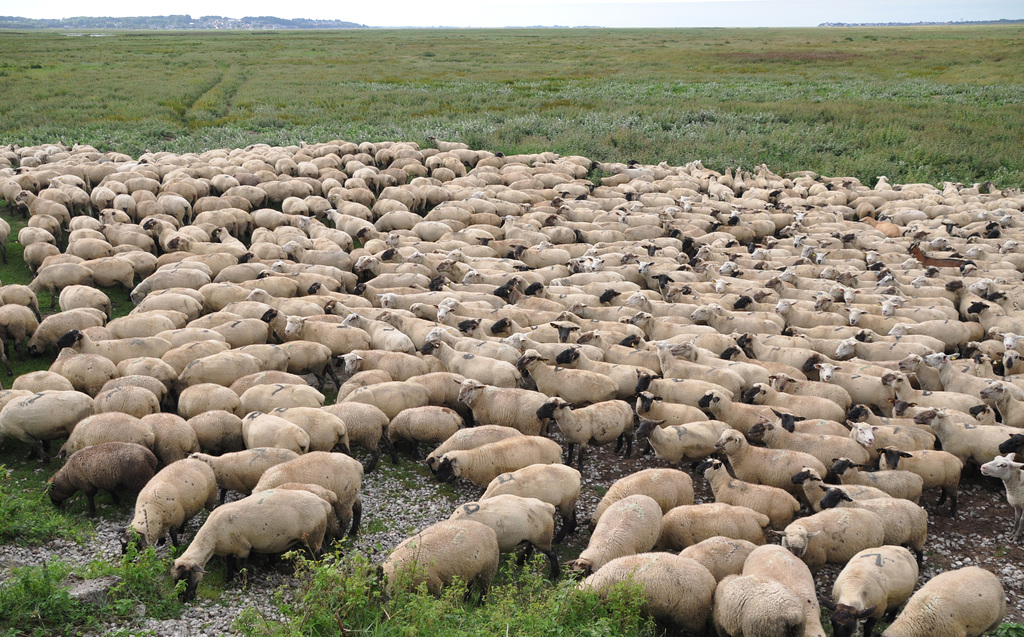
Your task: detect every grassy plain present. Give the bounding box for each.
[0,27,1023,186]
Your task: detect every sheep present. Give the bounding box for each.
[425,425,524,474]
[747,418,871,468]
[591,467,694,529]
[824,545,919,637]
[47,442,158,517]
[697,458,800,531]
[27,308,106,356]
[553,346,656,400]
[536,397,634,470]
[743,381,847,423]
[384,405,460,457]
[241,411,310,455]
[170,488,333,601]
[340,313,416,353]
[697,390,790,435]
[713,574,806,637]
[11,370,74,393]
[59,412,155,460]
[55,329,171,366]
[421,340,521,388]
[831,457,925,503]
[269,406,350,454]
[781,507,885,571]
[657,502,771,551]
[480,463,581,543]
[742,544,827,637]
[571,494,662,576]
[435,436,563,487]
[30,264,95,308]
[229,371,306,398]
[791,466,892,512]
[187,410,245,455]
[678,536,757,583]
[283,315,372,356]
[846,421,936,463]
[341,381,430,420]
[141,413,201,465]
[382,519,499,599]
[633,390,709,426]
[878,447,963,517]
[100,375,170,410]
[339,350,430,382]
[0,304,38,361]
[980,382,1024,429]
[768,371,853,411]
[449,495,560,577]
[122,457,218,551]
[92,385,161,419]
[50,350,120,397]
[456,379,549,435]
[239,383,325,413]
[979,454,1024,542]
[253,451,364,537]
[881,566,1005,637]
[715,428,827,498]
[632,416,730,467]
[0,390,95,461]
[912,408,1018,467]
[190,448,299,502]
[819,486,929,564]
[321,402,389,471]
[578,553,717,632]
[517,350,617,405]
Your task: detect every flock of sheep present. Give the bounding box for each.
[1,137,1023,636]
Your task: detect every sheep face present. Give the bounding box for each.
[980,455,1023,480]
[781,528,814,558]
[849,423,876,448]
[714,430,743,455]
[823,601,878,637]
[456,380,485,406]
[998,434,1024,456]
[170,561,205,601]
[435,455,457,483]
[283,316,304,338]
[835,339,857,359]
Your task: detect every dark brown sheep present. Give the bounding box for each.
[48,442,158,516]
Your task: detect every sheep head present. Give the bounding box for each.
[170,560,206,602]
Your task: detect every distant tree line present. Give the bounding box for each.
[820,18,1023,26]
[0,14,366,29]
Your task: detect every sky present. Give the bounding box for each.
[0,0,1020,28]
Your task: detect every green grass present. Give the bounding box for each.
[234,551,657,637]
[0,27,1022,186]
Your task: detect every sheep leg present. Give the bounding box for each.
[564,442,577,467]
[85,492,98,518]
[553,508,578,545]
[348,499,362,537]
[219,488,229,505]
[863,617,879,637]
[365,450,380,473]
[575,446,586,473]
[515,543,535,566]
[225,555,238,582]
[324,364,342,392]
[537,545,560,579]
[169,527,181,548]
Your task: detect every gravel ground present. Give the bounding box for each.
[1,436,1021,635]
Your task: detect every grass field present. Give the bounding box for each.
[1,27,1023,187]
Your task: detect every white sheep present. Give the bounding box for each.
[435,436,563,487]
[170,488,332,601]
[713,573,806,637]
[387,406,462,458]
[253,451,363,537]
[536,397,634,471]
[781,507,885,572]
[240,411,310,455]
[382,519,499,598]
[697,458,800,531]
[425,425,523,474]
[678,536,757,582]
[190,448,299,502]
[881,566,1005,637]
[830,457,924,503]
[0,390,94,461]
[823,545,919,637]
[449,495,560,577]
[571,494,662,576]
[979,454,1023,542]
[590,467,694,528]
[123,457,218,551]
[715,428,827,498]
[742,544,827,637]
[878,446,963,517]
[579,553,717,631]
[791,466,892,512]
[632,416,730,466]
[657,502,770,551]
[819,487,928,565]
[456,379,549,435]
[480,463,581,543]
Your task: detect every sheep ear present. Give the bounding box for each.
[856,605,878,619]
[818,595,837,611]
[900,451,913,458]
[805,531,821,539]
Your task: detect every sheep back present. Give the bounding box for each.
[383,519,500,597]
